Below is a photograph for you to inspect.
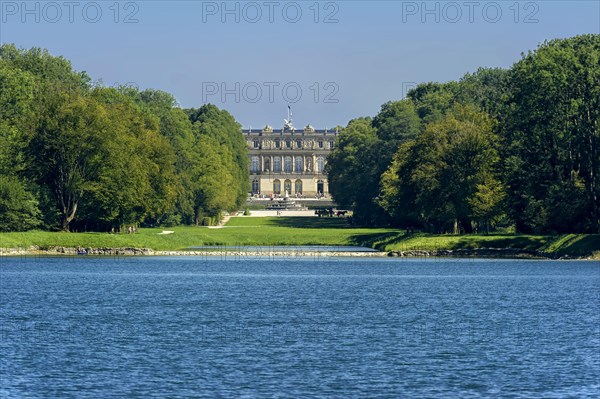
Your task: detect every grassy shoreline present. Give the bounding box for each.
[1,217,598,259]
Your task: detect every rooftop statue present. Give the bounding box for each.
[284,104,295,131]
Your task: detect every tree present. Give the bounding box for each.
[380,105,503,233]
[326,118,388,224]
[0,44,90,91]
[67,89,173,230]
[327,100,421,225]
[502,34,600,233]
[134,89,197,224]
[0,61,36,175]
[407,81,460,124]
[0,176,41,232]
[185,104,249,224]
[456,67,510,119]
[28,92,111,231]
[0,44,251,231]
[372,100,421,142]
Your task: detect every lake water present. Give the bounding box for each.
[1,257,599,398]
[185,245,380,252]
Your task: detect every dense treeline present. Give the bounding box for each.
[327,35,599,234]
[0,44,248,232]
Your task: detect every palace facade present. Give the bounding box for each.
[243,122,338,197]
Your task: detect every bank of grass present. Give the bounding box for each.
[0,218,392,250]
[0,216,598,258]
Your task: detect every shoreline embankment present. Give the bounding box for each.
[1,247,597,260]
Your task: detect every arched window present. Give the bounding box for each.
[294,156,304,173]
[273,156,282,172]
[284,156,292,173]
[316,156,325,173]
[273,179,281,194]
[250,156,259,173]
[296,139,302,149]
[252,180,259,194]
[264,158,271,172]
[295,179,303,194]
[284,179,292,195]
[317,180,324,194]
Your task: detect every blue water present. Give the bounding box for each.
[185,245,379,252]
[1,257,599,398]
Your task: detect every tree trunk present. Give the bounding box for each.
[460,218,473,234]
[61,201,78,232]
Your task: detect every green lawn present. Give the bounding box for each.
[0,217,391,250]
[0,216,598,258]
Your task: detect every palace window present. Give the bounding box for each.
[284,179,292,195]
[275,139,281,148]
[296,139,302,149]
[318,141,323,148]
[316,156,325,173]
[264,158,271,172]
[253,139,259,149]
[295,179,303,194]
[273,179,281,194]
[286,140,291,149]
[284,156,292,173]
[252,180,259,194]
[273,156,282,172]
[250,156,259,173]
[329,140,335,149]
[317,180,324,194]
[294,156,304,173]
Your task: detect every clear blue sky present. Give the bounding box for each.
[1,1,599,128]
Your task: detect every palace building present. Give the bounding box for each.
[243,115,338,197]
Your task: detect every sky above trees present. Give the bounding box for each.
[1,1,598,128]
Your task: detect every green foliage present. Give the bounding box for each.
[75,88,178,231]
[0,176,41,232]
[502,34,600,233]
[0,62,36,175]
[0,44,248,232]
[29,91,112,231]
[407,81,460,124]
[186,104,249,223]
[380,105,502,233]
[2,36,597,236]
[456,68,511,118]
[326,118,387,224]
[327,100,421,225]
[373,35,598,235]
[372,100,421,141]
[0,44,90,91]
